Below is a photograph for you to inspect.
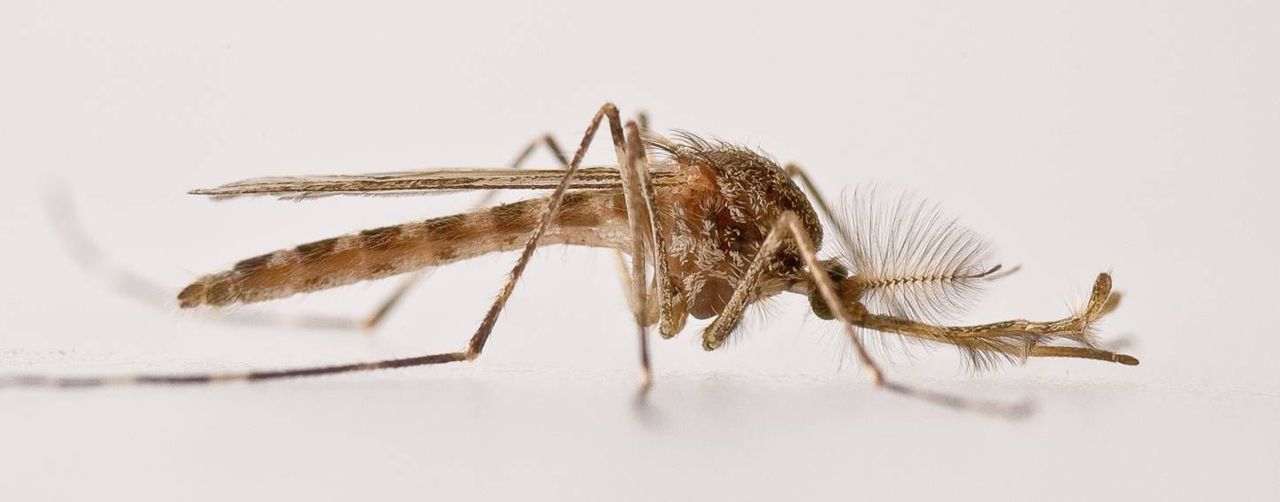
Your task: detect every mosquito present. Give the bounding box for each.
[1,103,1137,416]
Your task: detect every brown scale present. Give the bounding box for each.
[647,135,821,319]
[178,191,634,308]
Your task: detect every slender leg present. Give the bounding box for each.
[612,119,689,387]
[361,133,570,330]
[623,123,685,338]
[460,104,656,375]
[783,164,857,261]
[701,211,1031,417]
[611,254,678,330]
[0,103,642,388]
[354,271,422,329]
[599,110,683,339]
[483,131,655,330]
[504,124,680,342]
[617,122,654,386]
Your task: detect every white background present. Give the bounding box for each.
[2,1,1277,500]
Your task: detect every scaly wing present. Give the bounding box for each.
[190,165,683,200]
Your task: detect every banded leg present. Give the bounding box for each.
[701,211,1031,417]
[0,102,647,388]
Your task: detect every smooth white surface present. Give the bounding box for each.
[1,1,1277,500]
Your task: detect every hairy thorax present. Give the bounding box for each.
[649,135,823,319]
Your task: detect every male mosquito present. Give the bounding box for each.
[2,103,1137,415]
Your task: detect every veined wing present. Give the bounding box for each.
[190,165,683,200]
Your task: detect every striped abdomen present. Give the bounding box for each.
[178,191,628,308]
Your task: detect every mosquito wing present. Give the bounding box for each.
[190,166,682,200]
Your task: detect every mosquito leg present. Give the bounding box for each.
[701,211,1031,417]
[620,123,685,338]
[614,119,690,386]
[0,103,635,388]
[463,103,662,381]
[616,123,654,386]
[783,163,857,259]
[356,133,571,330]
[460,103,640,356]
[47,191,398,331]
[488,129,671,339]
[45,188,191,310]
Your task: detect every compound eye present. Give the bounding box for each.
[809,292,835,320]
[827,262,848,280]
[809,261,848,320]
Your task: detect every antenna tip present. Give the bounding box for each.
[1115,354,1140,366]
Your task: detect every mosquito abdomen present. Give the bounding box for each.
[177,192,626,308]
